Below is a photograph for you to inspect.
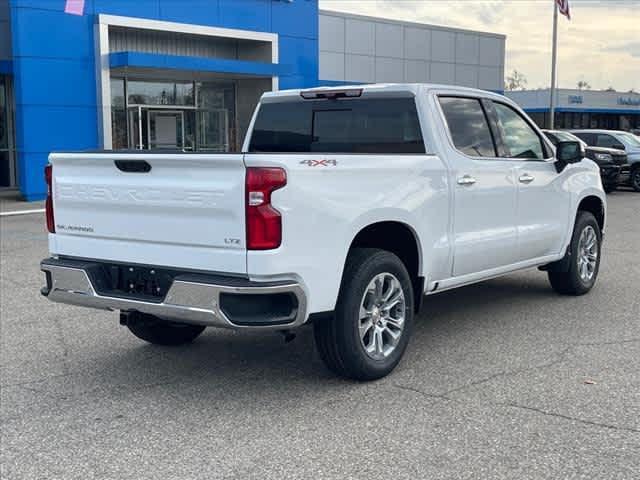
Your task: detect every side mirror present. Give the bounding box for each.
[612,143,626,151]
[555,141,583,173]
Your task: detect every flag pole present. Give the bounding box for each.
[549,1,559,129]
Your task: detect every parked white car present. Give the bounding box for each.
[41,84,606,380]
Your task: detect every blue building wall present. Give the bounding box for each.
[9,0,319,200]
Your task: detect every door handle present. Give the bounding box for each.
[457,175,477,186]
[519,173,535,184]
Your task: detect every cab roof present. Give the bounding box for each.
[261,83,509,104]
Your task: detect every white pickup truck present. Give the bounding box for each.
[41,84,606,380]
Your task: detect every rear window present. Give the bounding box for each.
[248,97,425,154]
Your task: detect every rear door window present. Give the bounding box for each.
[249,97,425,154]
[438,97,497,157]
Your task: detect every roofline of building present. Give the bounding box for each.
[319,9,506,39]
[510,88,639,97]
[524,107,640,115]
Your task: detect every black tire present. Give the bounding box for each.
[314,248,414,381]
[548,211,601,296]
[630,165,640,192]
[127,313,206,346]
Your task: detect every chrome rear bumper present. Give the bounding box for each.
[41,258,307,330]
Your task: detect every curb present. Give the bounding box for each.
[0,209,46,217]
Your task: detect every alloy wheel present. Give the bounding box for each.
[358,272,406,360]
[577,225,598,283]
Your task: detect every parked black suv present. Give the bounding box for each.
[543,130,626,193]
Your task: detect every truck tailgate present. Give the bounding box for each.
[48,152,247,274]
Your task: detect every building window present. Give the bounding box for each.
[527,112,545,129]
[197,82,236,152]
[110,78,237,152]
[110,78,127,149]
[127,80,195,106]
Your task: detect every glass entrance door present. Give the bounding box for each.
[148,110,185,150]
[127,107,187,150]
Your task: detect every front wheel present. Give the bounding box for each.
[630,165,640,192]
[314,248,414,381]
[548,211,601,295]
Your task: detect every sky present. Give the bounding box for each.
[320,0,640,92]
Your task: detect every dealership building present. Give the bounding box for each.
[0,0,505,200]
[507,88,640,132]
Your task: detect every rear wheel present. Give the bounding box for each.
[126,313,206,346]
[630,165,640,192]
[314,248,414,381]
[548,211,601,295]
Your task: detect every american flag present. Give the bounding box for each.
[556,0,571,20]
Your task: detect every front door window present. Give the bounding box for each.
[492,102,546,160]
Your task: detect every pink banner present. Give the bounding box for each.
[64,0,85,16]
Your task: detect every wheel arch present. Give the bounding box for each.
[577,194,605,232]
[347,220,424,312]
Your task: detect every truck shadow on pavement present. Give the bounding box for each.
[90,271,562,391]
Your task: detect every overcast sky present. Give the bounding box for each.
[320,0,639,92]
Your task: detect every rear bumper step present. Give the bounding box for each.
[40,258,307,329]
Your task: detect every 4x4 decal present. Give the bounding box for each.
[299,159,338,167]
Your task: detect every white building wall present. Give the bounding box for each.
[319,10,505,91]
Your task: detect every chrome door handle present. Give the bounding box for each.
[519,173,535,184]
[457,175,477,186]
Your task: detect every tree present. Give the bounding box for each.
[577,80,591,90]
[504,70,528,91]
[605,86,617,92]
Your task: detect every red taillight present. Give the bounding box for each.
[45,164,55,233]
[246,167,286,250]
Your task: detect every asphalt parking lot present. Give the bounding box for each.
[1,192,638,480]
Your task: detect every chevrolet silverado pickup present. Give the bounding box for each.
[41,84,606,380]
